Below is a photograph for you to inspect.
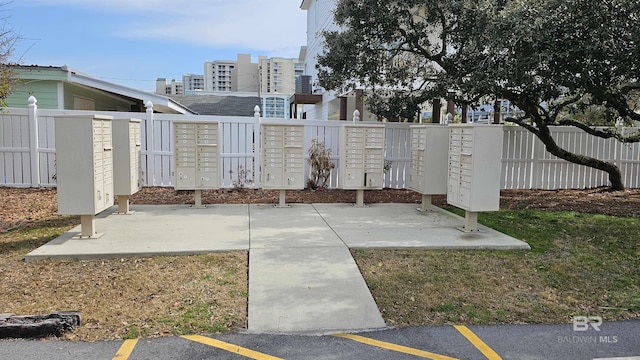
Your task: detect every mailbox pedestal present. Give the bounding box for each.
[447,124,503,232]
[339,123,386,206]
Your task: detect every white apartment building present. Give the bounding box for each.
[258,56,304,95]
[300,0,373,121]
[155,78,184,95]
[204,54,303,95]
[204,59,236,92]
[183,73,205,93]
[159,54,303,117]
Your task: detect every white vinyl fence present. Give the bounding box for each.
[501,126,640,189]
[1,98,638,189]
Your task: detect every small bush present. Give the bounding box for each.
[306,139,334,190]
[229,165,251,190]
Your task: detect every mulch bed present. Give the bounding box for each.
[2,186,640,233]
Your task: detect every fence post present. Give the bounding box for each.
[254,105,261,188]
[145,101,155,186]
[28,96,40,187]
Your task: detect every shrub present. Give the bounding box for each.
[306,139,334,189]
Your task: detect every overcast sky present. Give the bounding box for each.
[7,0,308,91]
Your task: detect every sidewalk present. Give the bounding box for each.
[26,203,529,334]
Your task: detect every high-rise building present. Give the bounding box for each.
[162,53,305,118]
[183,74,205,93]
[204,59,236,92]
[233,54,260,93]
[203,54,303,95]
[258,56,304,95]
[155,78,183,95]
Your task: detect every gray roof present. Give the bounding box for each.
[170,95,261,116]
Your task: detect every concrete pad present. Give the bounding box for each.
[247,246,386,334]
[313,203,530,250]
[25,205,250,261]
[249,204,344,248]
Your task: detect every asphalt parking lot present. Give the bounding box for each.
[1,320,639,360]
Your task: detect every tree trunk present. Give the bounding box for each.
[536,122,625,190]
[0,311,81,339]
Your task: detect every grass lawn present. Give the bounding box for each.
[352,208,640,327]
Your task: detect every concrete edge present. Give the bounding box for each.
[348,244,531,251]
[24,249,248,263]
[242,325,394,336]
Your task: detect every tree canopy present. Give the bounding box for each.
[317,0,640,189]
[0,8,18,107]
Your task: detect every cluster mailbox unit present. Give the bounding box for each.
[260,120,305,207]
[408,125,450,210]
[56,114,114,238]
[112,118,142,214]
[447,124,504,231]
[339,123,386,206]
[173,121,220,207]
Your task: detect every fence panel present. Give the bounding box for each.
[0,103,638,190]
[535,127,619,189]
[154,118,173,186]
[0,111,30,186]
[304,120,342,188]
[617,127,640,188]
[383,123,411,189]
[37,114,56,186]
[501,127,535,189]
[219,117,259,188]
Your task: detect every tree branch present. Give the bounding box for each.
[505,116,539,135]
[556,119,640,143]
[603,92,640,122]
[548,94,583,119]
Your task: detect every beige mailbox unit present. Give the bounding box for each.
[56,114,114,238]
[447,124,503,231]
[173,121,220,207]
[339,123,386,205]
[409,125,450,210]
[261,120,305,206]
[113,118,142,214]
